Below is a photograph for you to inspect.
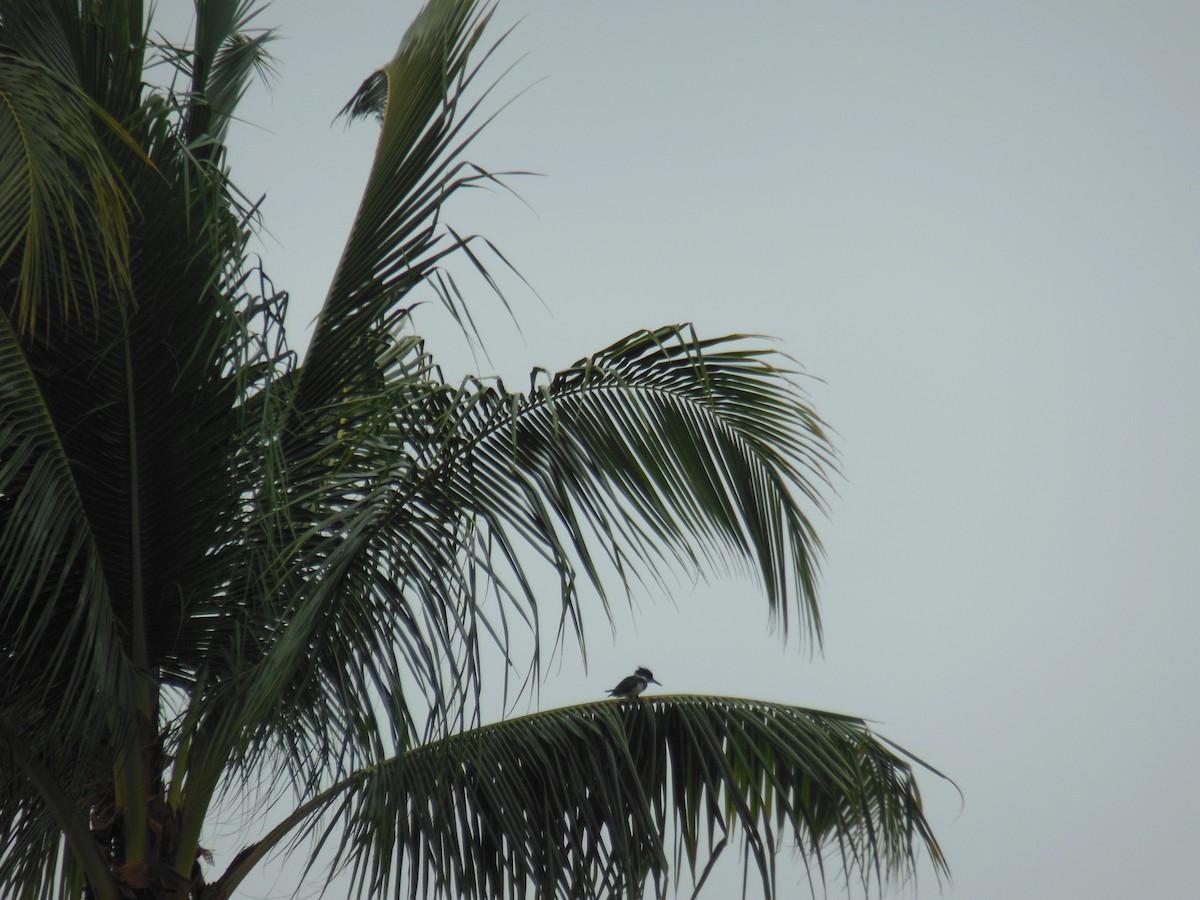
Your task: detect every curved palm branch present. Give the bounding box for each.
[438,324,835,638]
[296,0,515,415]
[211,696,948,900]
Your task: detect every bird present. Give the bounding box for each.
[607,666,661,699]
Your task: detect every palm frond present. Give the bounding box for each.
[297,0,512,415]
[404,325,835,646]
[0,53,134,332]
[224,696,947,900]
[149,0,278,146]
[0,719,119,900]
[0,307,137,735]
[1,1,296,889]
[0,0,148,118]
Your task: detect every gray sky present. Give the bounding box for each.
[161,1,1200,897]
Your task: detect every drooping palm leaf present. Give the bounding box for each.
[211,696,948,900]
[0,51,134,331]
[436,324,836,640]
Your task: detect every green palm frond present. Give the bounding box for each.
[218,696,947,900]
[297,0,510,414]
[0,53,134,332]
[0,309,135,731]
[0,718,120,900]
[0,0,148,118]
[215,321,830,775]
[401,324,833,644]
[149,0,278,146]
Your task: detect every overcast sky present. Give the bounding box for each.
[158,1,1200,897]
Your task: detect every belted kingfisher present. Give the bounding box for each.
[608,667,661,699]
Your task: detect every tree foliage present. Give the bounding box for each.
[0,0,948,897]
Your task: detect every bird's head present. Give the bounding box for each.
[635,666,660,685]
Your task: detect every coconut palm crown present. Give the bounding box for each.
[0,0,949,898]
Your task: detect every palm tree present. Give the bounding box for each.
[0,0,949,898]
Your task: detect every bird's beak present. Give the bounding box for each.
[651,678,662,685]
